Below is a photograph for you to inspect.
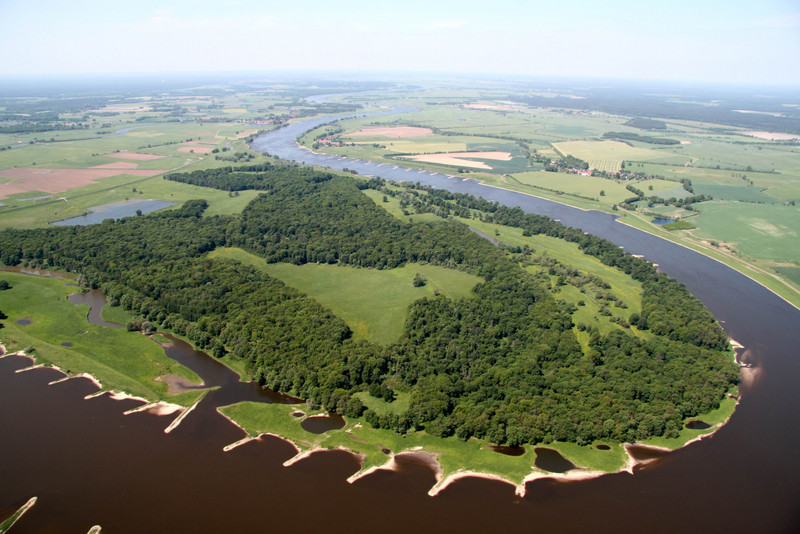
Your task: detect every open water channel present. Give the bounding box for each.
[2,106,799,532]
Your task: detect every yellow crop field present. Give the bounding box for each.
[370,140,468,154]
[553,140,666,166]
[588,159,622,172]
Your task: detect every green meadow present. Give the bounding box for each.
[360,188,442,223]
[641,392,738,449]
[208,247,483,344]
[689,202,800,262]
[553,140,691,167]
[510,171,632,204]
[219,399,628,485]
[454,217,644,343]
[0,272,204,405]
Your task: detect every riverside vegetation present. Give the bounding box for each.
[0,163,737,452]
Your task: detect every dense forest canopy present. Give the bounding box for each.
[0,164,737,446]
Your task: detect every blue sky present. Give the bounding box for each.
[1,0,798,84]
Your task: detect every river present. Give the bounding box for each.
[2,107,799,532]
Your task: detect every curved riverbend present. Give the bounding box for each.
[1,106,799,532]
[250,108,800,529]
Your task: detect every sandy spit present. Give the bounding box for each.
[164,395,205,434]
[124,401,184,417]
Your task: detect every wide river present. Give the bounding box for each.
[2,107,799,532]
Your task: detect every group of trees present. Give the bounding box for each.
[602,131,680,145]
[0,165,737,446]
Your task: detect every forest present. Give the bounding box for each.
[0,165,738,446]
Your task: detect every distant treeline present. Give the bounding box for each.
[603,131,680,145]
[509,93,800,134]
[623,118,667,130]
[0,166,736,446]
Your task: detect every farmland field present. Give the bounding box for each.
[689,202,800,262]
[510,171,632,204]
[553,140,691,167]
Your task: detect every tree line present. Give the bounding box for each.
[0,166,737,446]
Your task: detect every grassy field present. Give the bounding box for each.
[641,392,738,449]
[360,188,442,223]
[510,171,633,204]
[208,247,483,345]
[455,218,644,341]
[0,272,204,405]
[689,202,800,262]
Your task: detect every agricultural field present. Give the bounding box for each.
[313,123,533,174]
[688,202,800,263]
[310,88,799,305]
[552,140,691,169]
[633,178,693,200]
[0,87,342,228]
[510,171,632,204]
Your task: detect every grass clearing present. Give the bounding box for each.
[0,272,204,404]
[208,247,483,344]
[361,188,442,223]
[100,302,133,326]
[455,217,644,337]
[510,171,632,204]
[354,391,411,416]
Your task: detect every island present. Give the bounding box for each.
[0,162,739,494]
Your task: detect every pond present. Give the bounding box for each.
[51,199,176,226]
[301,413,346,434]
[651,217,676,225]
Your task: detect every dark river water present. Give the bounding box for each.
[2,107,800,533]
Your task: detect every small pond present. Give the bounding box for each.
[51,199,177,226]
[301,413,346,434]
[489,445,526,456]
[685,420,711,430]
[652,217,676,225]
[533,447,577,473]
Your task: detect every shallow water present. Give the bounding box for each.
[301,413,346,434]
[51,199,176,226]
[652,217,676,225]
[534,447,577,473]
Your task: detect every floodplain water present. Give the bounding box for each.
[51,199,176,226]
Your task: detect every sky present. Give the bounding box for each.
[1,0,799,85]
